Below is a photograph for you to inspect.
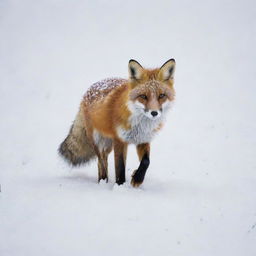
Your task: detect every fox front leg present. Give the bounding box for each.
[114,139,128,185]
[131,143,150,187]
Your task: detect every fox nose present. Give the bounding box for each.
[151,111,158,117]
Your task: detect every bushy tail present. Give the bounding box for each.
[58,105,96,166]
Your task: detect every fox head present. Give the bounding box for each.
[127,59,176,120]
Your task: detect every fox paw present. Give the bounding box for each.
[98,177,108,183]
[131,170,144,187]
[131,178,143,187]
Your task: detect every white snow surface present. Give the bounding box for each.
[0,0,256,255]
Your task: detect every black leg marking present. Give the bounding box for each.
[116,155,125,185]
[132,154,150,185]
[114,140,127,185]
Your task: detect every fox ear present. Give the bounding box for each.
[159,59,176,81]
[128,59,144,81]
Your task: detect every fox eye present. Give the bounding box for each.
[139,94,147,100]
[159,93,166,99]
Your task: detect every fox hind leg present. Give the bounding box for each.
[97,147,112,182]
[92,131,112,182]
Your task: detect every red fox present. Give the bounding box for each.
[59,59,176,187]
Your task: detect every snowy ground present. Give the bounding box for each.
[1,0,256,255]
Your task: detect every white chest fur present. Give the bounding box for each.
[117,113,164,145]
[116,100,172,145]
